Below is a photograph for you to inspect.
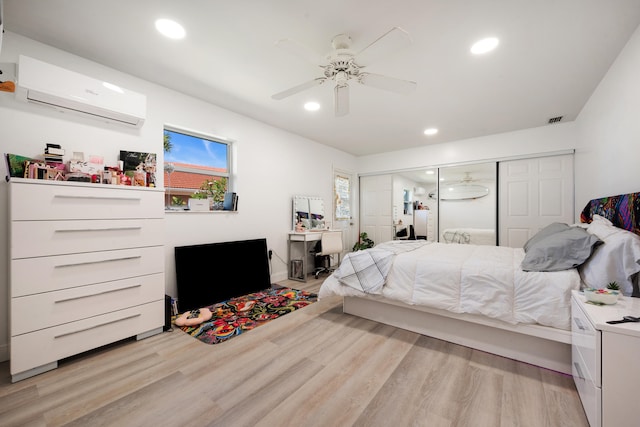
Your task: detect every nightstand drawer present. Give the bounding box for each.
[10,181,163,220]
[11,246,164,297]
[11,219,164,258]
[572,346,601,427]
[571,297,599,386]
[11,273,164,335]
[10,301,163,376]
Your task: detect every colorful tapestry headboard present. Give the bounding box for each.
[580,192,640,236]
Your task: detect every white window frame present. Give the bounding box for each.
[163,124,234,211]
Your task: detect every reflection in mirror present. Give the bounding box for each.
[394,169,438,241]
[292,196,325,231]
[364,162,497,246]
[438,163,497,245]
[435,171,489,200]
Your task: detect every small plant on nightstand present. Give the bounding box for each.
[606,281,620,291]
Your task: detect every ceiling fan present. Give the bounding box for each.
[271,27,417,117]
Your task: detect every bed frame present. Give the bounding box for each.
[343,295,572,374]
[339,192,640,375]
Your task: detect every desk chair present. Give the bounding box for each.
[312,232,343,279]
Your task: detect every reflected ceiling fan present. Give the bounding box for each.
[438,172,490,200]
[271,27,417,117]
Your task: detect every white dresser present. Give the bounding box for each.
[9,178,165,382]
[571,290,640,427]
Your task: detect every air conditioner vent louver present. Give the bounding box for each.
[548,116,563,124]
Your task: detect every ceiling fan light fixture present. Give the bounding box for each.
[155,19,186,40]
[272,27,416,117]
[470,37,499,55]
[423,127,438,136]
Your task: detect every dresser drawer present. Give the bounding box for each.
[10,181,163,220]
[12,218,164,258]
[10,301,164,376]
[571,297,600,386]
[11,246,164,297]
[11,273,164,335]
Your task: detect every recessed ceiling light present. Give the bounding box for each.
[425,170,435,175]
[304,101,320,111]
[471,37,499,55]
[155,19,186,40]
[423,128,438,136]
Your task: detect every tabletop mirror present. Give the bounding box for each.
[292,196,325,231]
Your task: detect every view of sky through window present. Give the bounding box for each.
[164,129,228,169]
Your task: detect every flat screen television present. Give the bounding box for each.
[174,238,271,313]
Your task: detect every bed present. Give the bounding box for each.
[319,192,640,374]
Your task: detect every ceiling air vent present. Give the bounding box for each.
[548,116,563,124]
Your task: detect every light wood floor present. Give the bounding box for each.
[0,277,588,427]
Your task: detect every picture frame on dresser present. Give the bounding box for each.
[4,153,40,179]
[119,150,157,187]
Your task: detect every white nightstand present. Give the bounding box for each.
[571,290,640,427]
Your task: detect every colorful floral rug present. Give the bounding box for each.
[175,287,318,345]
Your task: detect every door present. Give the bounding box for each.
[439,162,497,244]
[499,154,574,247]
[359,174,393,246]
[333,168,356,253]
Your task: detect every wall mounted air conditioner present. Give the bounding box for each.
[16,55,146,128]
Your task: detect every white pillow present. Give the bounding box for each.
[579,216,640,296]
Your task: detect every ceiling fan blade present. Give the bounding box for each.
[334,84,349,117]
[275,38,326,66]
[272,77,326,100]
[358,72,417,95]
[355,27,413,67]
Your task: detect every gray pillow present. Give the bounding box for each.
[521,226,602,272]
[523,222,571,252]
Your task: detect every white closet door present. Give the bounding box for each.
[359,174,393,246]
[499,154,574,248]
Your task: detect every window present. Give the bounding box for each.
[163,125,232,210]
[334,173,351,221]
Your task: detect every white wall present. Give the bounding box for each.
[356,122,578,177]
[574,24,640,205]
[0,32,357,361]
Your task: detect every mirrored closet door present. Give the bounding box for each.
[359,152,573,248]
[438,162,497,245]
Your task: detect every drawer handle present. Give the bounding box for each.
[574,361,585,380]
[54,255,142,268]
[55,226,142,233]
[54,194,141,201]
[54,314,141,339]
[573,316,586,330]
[54,284,142,303]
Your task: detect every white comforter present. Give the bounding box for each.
[319,241,581,330]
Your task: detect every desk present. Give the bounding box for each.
[288,231,341,282]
